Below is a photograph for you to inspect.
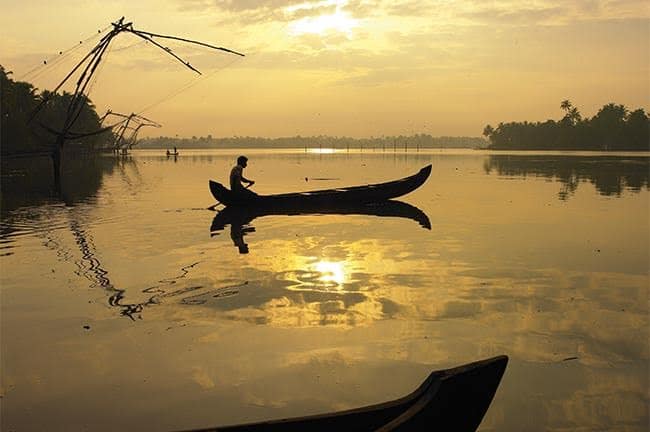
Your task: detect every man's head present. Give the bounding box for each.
[237,155,248,167]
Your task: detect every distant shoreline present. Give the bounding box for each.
[128,147,650,155]
[136,135,488,151]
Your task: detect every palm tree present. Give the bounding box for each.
[483,124,494,138]
[560,100,581,126]
[568,107,581,124]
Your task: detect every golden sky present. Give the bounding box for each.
[1,0,649,137]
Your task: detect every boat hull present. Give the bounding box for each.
[209,165,432,207]
[183,355,508,432]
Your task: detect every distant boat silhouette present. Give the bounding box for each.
[181,355,507,432]
[209,165,432,207]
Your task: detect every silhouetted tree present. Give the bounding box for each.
[483,124,494,138]
[484,100,649,151]
[0,65,110,156]
[590,103,628,150]
[625,109,650,151]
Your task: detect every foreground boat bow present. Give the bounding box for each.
[185,355,508,432]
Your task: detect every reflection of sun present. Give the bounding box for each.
[287,1,358,36]
[307,148,337,154]
[314,260,347,285]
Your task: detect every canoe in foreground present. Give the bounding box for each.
[209,165,432,207]
[187,355,508,432]
[210,200,432,233]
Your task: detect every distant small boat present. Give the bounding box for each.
[209,165,432,207]
[166,151,179,156]
[184,355,508,432]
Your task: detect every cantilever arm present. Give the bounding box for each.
[128,29,202,74]
[134,30,245,57]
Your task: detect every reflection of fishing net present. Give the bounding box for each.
[18,21,244,134]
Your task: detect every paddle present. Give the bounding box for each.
[207,182,254,211]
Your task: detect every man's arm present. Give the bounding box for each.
[241,175,254,184]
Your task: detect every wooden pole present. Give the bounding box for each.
[31,16,243,192]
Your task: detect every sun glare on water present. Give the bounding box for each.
[287,1,359,36]
[307,147,338,154]
[314,260,347,285]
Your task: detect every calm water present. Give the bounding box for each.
[1,149,648,431]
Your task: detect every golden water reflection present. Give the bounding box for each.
[1,151,648,431]
[313,260,347,286]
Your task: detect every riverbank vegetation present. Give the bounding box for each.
[139,135,487,150]
[0,65,111,156]
[483,101,649,151]
[4,68,648,154]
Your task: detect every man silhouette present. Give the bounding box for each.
[230,155,256,197]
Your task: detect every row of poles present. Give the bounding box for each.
[307,141,423,152]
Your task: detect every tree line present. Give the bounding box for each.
[0,65,111,156]
[483,101,649,151]
[139,134,487,149]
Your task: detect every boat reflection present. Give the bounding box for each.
[210,200,431,254]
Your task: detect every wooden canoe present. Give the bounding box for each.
[185,355,508,432]
[210,200,432,233]
[209,165,432,207]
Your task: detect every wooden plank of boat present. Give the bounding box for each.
[210,200,432,233]
[184,355,508,432]
[209,165,432,207]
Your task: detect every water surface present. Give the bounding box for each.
[1,149,648,431]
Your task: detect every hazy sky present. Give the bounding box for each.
[1,0,649,137]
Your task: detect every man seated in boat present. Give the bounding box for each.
[230,155,256,197]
